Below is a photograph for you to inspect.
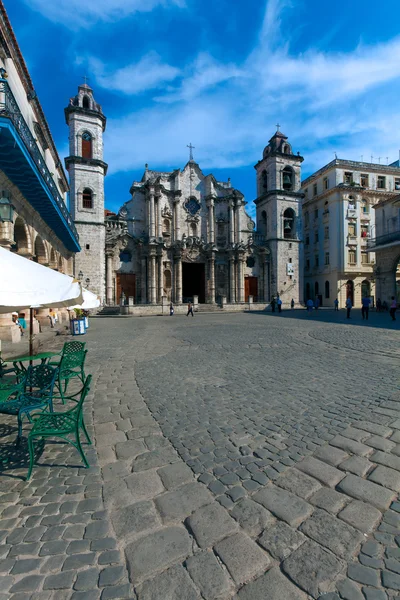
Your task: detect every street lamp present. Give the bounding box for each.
[77,270,84,282]
[85,277,90,288]
[0,191,13,222]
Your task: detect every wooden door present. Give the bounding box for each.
[116,273,136,304]
[245,276,258,302]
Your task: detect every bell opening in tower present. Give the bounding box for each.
[182,262,205,303]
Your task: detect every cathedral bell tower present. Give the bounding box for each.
[64,83,108,303]
[254,128,304,305]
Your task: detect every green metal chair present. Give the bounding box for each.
[49,341,86,367]
[0,364,58,439]
[55,348,88,404]
[26,374,92,480]
[0,357,18,380]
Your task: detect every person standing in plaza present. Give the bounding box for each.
[277,296,282,313]
[361,295,371,320]
[390,296,397,321]
[346,296,352,319]
[187,301,194,317]
[169,302,174,316]
[271,297,276,312]
[291,298,295,310]
[314,296,320,310]
[306,298,314,313]
[334,298,339,311]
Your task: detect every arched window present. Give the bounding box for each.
[325,280,330,299]
[346,280,354,304]
[361,199,369,214]
[262,170,268,191]
[283,208,295,239]
[82,188,93,209]
[163,219,170,236]
[164,270,172,289]
[282,166,293,191]
[190,223,197,237]
[82,95,90,109]
[361,279,370,298]
[82,131,92,159]
[283,144,290,154]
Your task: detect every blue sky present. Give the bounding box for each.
[6,0,400,217]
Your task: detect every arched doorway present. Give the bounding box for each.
[14,217,30,255]
[182,261,205,303]
[346,280,354,304]
[361,279,371,299]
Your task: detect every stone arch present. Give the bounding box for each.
[282,166,294,191]
[49,247,58,269]
[14,216,31,255]
[34,234,48,265]
[361,279,371,298]
[325,280,330,299]
[346,280,354,304]
[283,208,296,239]
[82,95,90,110]
[82,131,93,159]
[58,255,65,273]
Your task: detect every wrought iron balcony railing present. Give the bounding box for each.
[367,229,400,249]
[252,232,268,246]
[0,78,78,243]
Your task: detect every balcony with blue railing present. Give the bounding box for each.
[0,78,79,251]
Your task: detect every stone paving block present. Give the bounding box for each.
[382,569,400,589]
[258,521,306,560]
[341,427,371,442]
[10,558,43,575]
[253,484,313,527]
[43,571,76,590]
[236,566,307,599]
[362,588,388,600]
[100,583,133,599]
[365,435,396,452]
[314,445,349,466]
[391,430,400,443]
[283,539,345,598]
[101,462,131,481]
[115,440,146,460]
[9,576,44,593]
[39,540,69,556]
[300,509,363,560]
[296,457,345,488]
[95,431,126,446]
[157,462,194,490]
[123,470,164,503]
[339,455,373,477]
[353,421,393,438]
[347,563,380,587]
[125,526,192,582]
[336,578,364,600]
[98,550,122,565]
[111,501,160,539]
[186,550,232,599]
[99,566,126,587]
[330,435,373,457]
[275,467,321,499]
[73,568,100,591]
[62,553,96,571]
[385,557,400,574]
[132,448,178,472]
[362,541,383,558]
[84,520,109,540]
[214,531,270,585]
[230,498,275,537]
[338,474,396,511]
[368,465,400,492]
[338,500,382,533]
[155,482,212,521]
[309,488,349,514]
[186,502,238,548]
[136,564,200,600]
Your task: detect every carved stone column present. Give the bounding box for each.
[141,257,147,304]
[157,254,163,303]
[149,191,155,238]
[258,254,264,303]
[228,204,234,245]
[175,255,182,303]
[209,198,215,244]
[237,256,245,302]
[106,252,113,305]
[208,253,215,304]
[229,256,236,303]
[150,253,157,304]
[265,257,271,302]
[174,201,180,241]
[235,202,240,243]
[156,198,162,239]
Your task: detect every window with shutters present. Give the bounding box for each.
[82,132,92,159]
[82,188,93,209]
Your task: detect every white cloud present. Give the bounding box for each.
[23,0,185,28]
[83,53,180,95]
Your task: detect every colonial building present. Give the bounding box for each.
[367,193,400,305]
[97,131,304,309]
[0,1,79,342]
[301,159,400,308]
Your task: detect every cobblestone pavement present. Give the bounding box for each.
[0,310,399,599]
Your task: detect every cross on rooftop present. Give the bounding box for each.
[187,143,195,161]
[82,75,90,86]
[276,123,280,131]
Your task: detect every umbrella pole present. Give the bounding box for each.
[29,308,33,364]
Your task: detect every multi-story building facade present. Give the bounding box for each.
[0,2,80,342]
[367,194,400,305]
[301,159,400,308]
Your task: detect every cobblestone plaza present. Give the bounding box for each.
[0,310,399,599]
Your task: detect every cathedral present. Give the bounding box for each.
[65,84,303,309]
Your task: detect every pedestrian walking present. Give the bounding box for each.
[291,298,295,310]
[277,296,282,313]
[376,298,382,312]
[346,296,352,319]
[314,297,320,310]
[306,298,314,313]
[361,296,371,320]
[390,296,397,321]
[169,302,174,316]
[334,298,339,311]
[271,297,276,312]
[187,301,194,317]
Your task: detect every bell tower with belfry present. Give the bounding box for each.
[64,81,108,303]
[254,126,304,306]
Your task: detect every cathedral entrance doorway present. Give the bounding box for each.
[116,273,136,304]
[182,263,205,303]
[245,276,258,302]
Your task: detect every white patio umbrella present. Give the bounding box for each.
[69,288,100,310]
[0,247,83,355]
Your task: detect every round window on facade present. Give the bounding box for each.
[119,250,132,263]
[246,257,255,268]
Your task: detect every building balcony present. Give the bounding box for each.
[322,210,329,223]
[347,208,357,219]
[252,232,269,247]
[0,78,79,252]
[367,229,400,251]
[360,212,371,221]
[347,235,358,245]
